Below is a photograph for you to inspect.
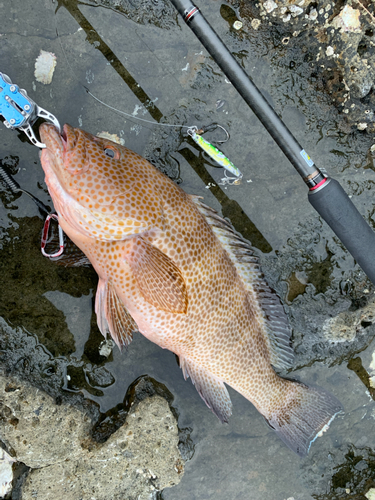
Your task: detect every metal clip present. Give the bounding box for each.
[41,214,64,258]
[0,72,60,148]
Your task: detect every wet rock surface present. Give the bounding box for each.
[261,218,375,370]
[302,445,375,499]
[0,374,92,468]
[92,374,195,463]
[0,373,183,499]
[88,0,178,29]
[0,215,99,358]
[227,0,375,131]
[1,0,375,498]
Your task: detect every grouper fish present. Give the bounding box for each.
[39,123,342,457]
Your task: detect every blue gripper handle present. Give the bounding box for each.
[0,73,35,128]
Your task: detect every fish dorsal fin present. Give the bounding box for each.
[123,237,188,314]
[191,196,293,370]
[179,356,232,423]
[95,278,138,349]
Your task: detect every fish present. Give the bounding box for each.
[39,122,343,457]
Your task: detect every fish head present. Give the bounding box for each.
[39,123,164,241]
[39,123,125,202]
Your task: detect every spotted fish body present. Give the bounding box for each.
[39,123,342,457]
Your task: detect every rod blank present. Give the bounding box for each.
[170,0,375,285]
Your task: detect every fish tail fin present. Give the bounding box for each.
[265,380,343,457]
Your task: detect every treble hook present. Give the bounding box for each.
[218,169,243,186]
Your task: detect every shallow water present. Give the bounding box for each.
[1,0,375,498]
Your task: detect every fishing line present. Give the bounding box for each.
[85,90,191,129]
[53,1,242,183]
[53,2,190,131]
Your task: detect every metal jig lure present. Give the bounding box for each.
[187,125,242,185]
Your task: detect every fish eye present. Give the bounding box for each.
[104,147,116,158]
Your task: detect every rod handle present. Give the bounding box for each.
[308,178,375,285]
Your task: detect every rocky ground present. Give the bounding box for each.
[1,0,375,499]
[95,0,375,132]
[0,369,184,499]
[227,0,375,133]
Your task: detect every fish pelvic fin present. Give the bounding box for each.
[123,237,188,314]
[95,278,138,349]
[180,356,232,423]
[190,196,293,370]
[265,380,343,457]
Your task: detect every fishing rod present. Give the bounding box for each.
[170,0,375,285]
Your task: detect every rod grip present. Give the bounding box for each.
[308,178,375,284]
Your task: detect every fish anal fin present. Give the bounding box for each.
[123,237,188,314]
[180,357,232,423]
[95,278,137,349]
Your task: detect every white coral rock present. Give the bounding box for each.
[34,50,57,84]
[331,5,361,32]
[290,5,304,16]
[96,131,125,145]
[263,0,278,13]
[0,449,15,497]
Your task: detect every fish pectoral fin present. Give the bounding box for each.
[95,278,138,349]
[123,237,188,314]
[179,357,232,423]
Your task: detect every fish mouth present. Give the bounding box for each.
[61,125,68,149]
[61,124,79,152]
[39,123,77,154]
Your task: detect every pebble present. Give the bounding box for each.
[263,0,277,13]
[289,5,303,16]
[251,18,261,30]
[98,339,115,357]
[357,122,368,130]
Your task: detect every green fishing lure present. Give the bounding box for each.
[187,126,243,185]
